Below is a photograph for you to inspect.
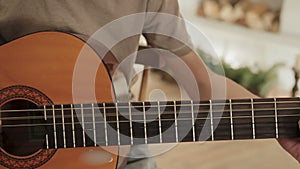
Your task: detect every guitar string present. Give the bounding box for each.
[4,121,297,146]
[1,99,300,114]
[0,111,299,122]
[8,126,291,137]
[1,114,299,128]
[11,131,294,148]
[3,107,296,144]
[1,105,300,121]
[2,120,295,133]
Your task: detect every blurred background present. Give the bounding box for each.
[178,0,300,98]
[133,0,300,168]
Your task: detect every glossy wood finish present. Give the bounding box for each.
[0,32,118,169]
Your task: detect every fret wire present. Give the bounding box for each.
[174,101,178,143]
[61,104,66,148]
[81,104,86,147]
[229,99,234,140]
[191,100,196,142]
[52,105,57,149]
[274,98,279,138]
[116,102,120,146]
[251,99,256,139]
[43,105,49,149]
[158,101,162,144]
[92,103,97,146]
[70,104,76,148]
[128,102,133,145]
[45,134,49,149]
[103,103,108,146]
[142,102,148,144]
[43,106,47,120]
[209,100,214,141]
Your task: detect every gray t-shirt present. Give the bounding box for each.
[0,0,192,62]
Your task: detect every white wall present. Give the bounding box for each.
[178,0,300,95]
[280,0,300,36]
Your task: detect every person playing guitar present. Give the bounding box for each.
[0,0,299,168]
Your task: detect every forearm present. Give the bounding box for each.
[217,74,258,99]
[175,51,257,100]
[170,51,300,162]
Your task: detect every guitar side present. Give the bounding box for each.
[0,32,118,169]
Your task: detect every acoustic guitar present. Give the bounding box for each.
[0,32,299,169]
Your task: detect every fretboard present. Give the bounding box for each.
[3,97,300,149]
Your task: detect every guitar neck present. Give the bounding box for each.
[4,97,299,149]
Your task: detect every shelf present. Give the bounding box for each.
[183,14,300,49]
[178,0,300,49]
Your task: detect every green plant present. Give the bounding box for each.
[197,49,282,97]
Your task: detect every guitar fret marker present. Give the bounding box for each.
[52,105,57,149]
[116,103,120,146]
[61,104,66,148]
[229,99,234,140]
[251,99,256,139]
[81,104,86,147]
[128,102,133,145]
[158,101,162,144]
[142,102,148,144]
[70,104,76,148]
[103,103,108,146]
[191,100,196,142]
[209,100,214,141]
[174,101,179,143]
[274,98,279,138]
[92,103,97,146]
[43,105,49,149]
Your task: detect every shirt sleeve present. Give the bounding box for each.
[143,0,194,57]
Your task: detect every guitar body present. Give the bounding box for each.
[2,32,300,169]
[0,32,118,168]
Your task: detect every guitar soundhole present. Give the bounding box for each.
[1,99,46,156]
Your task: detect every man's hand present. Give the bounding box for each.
[277,120,300,162]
